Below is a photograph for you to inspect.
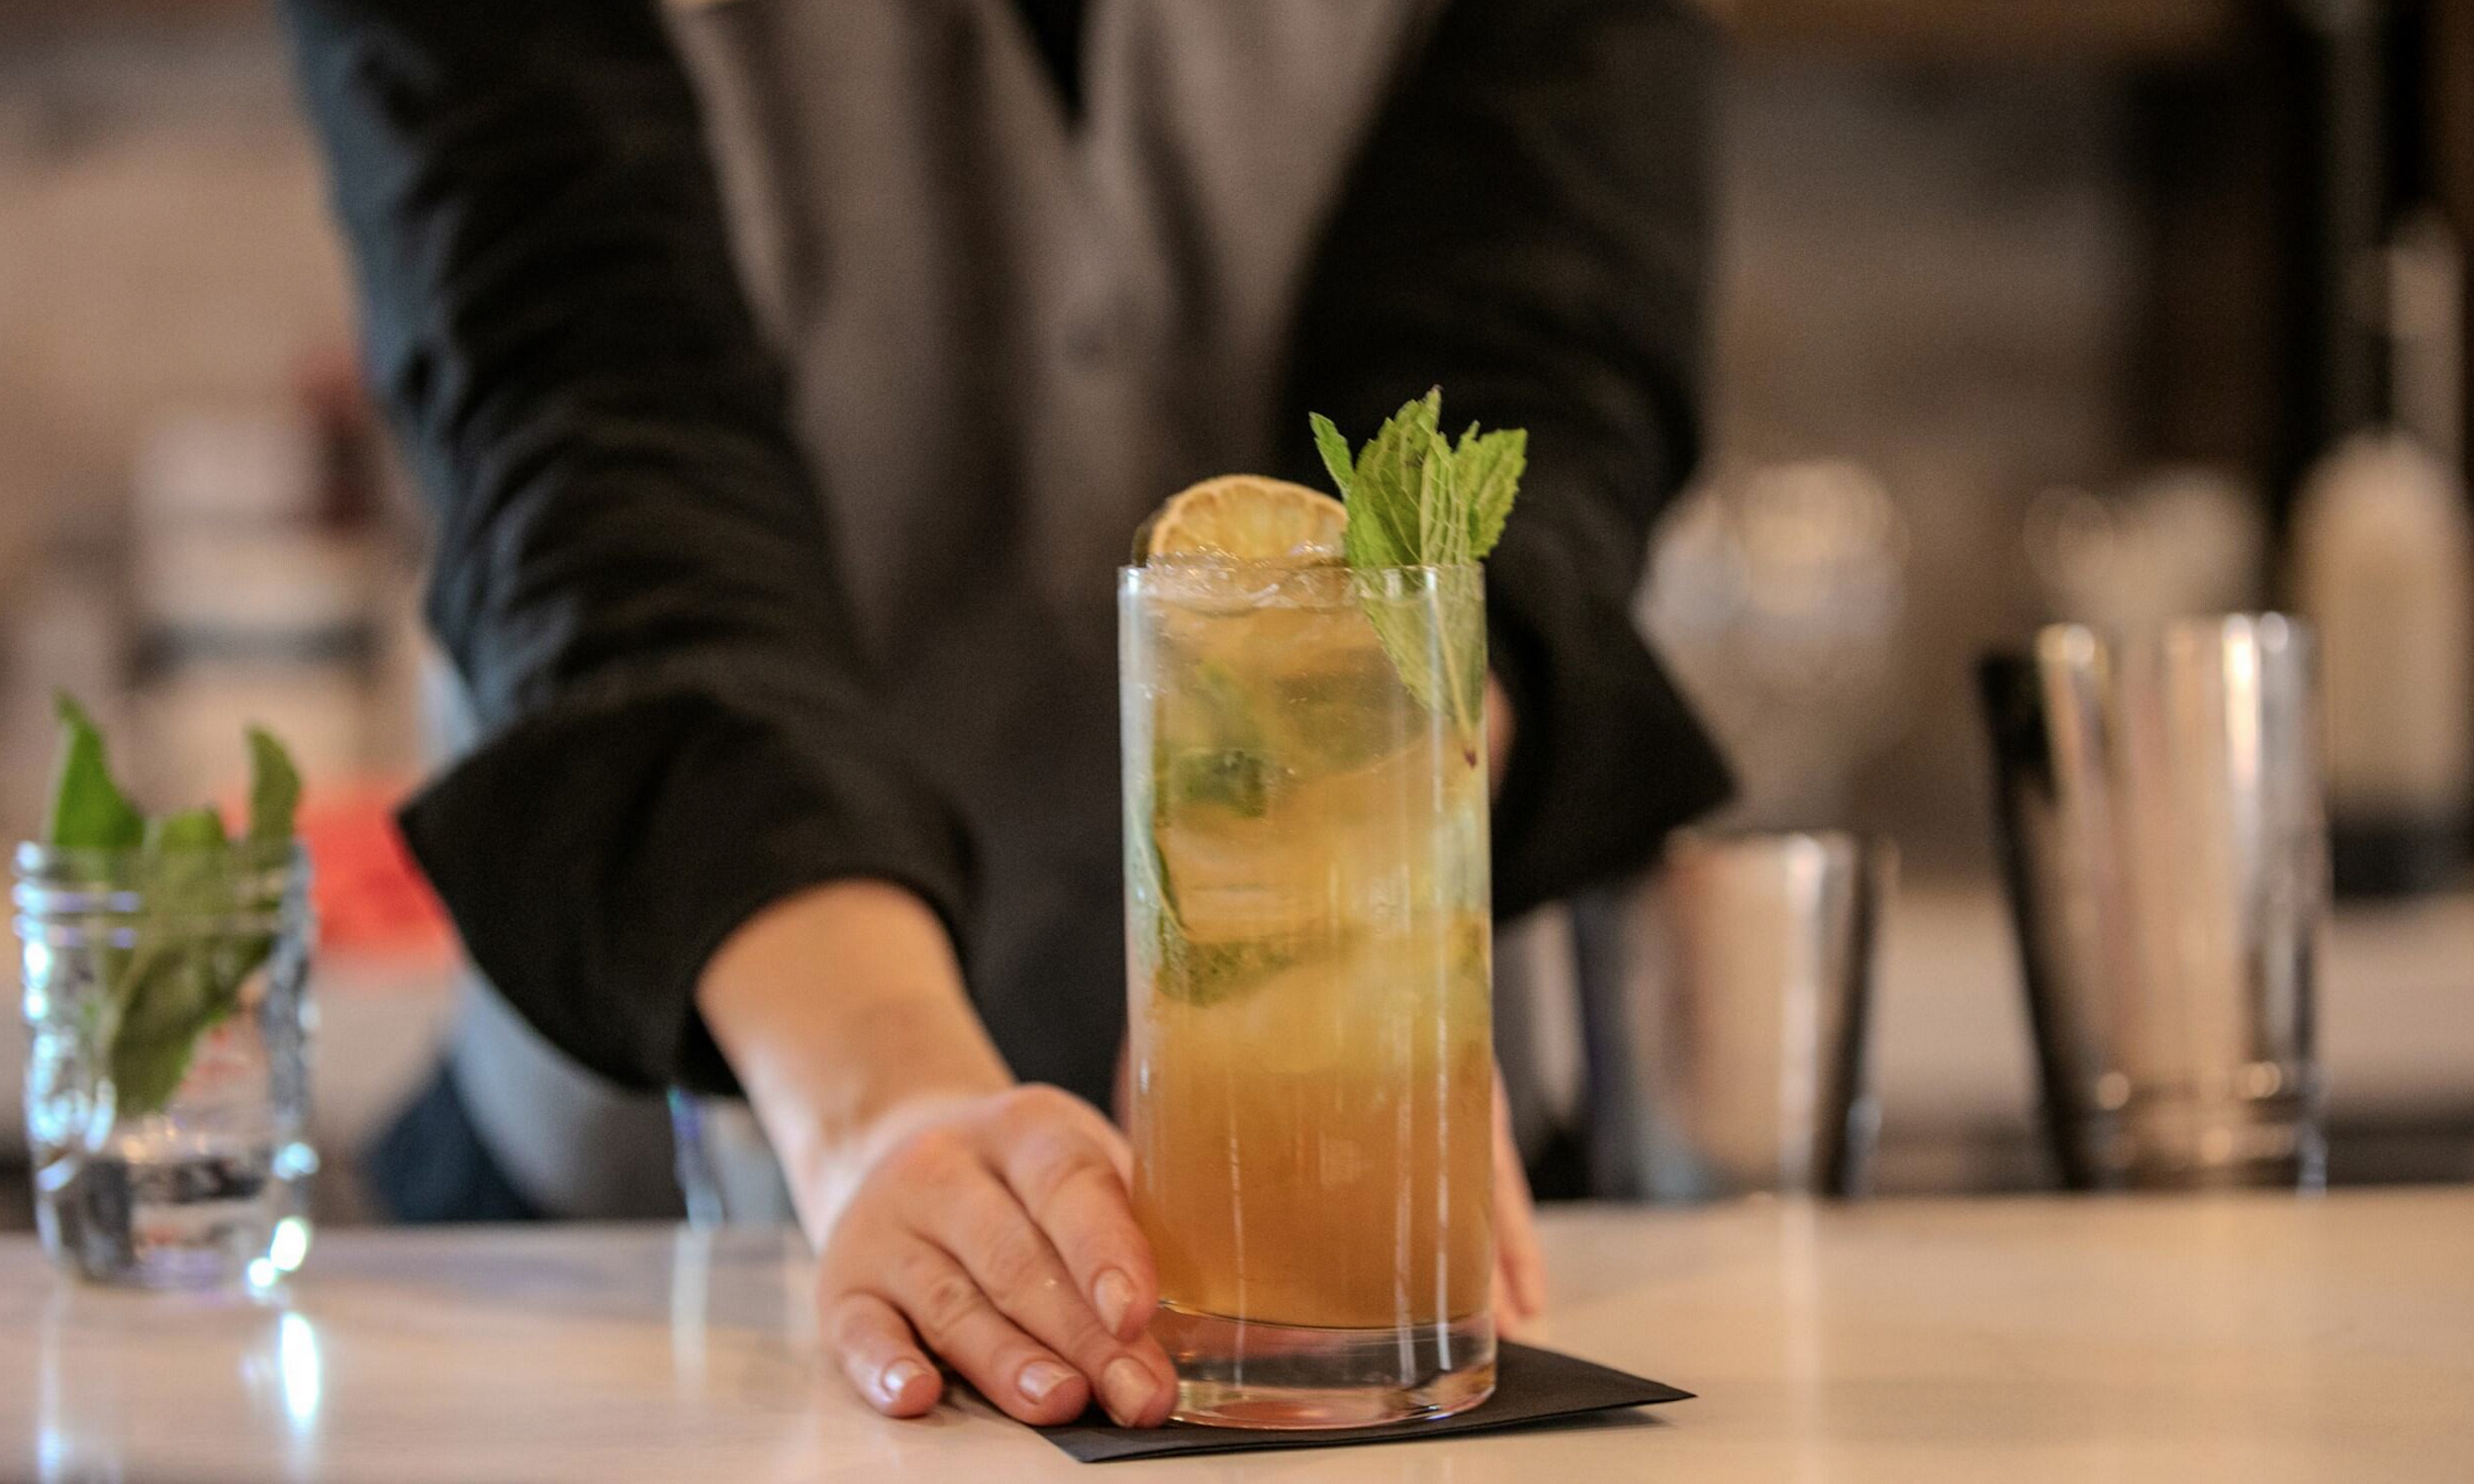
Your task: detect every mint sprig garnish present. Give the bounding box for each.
[43,696,302,1117]
[1309,389,1526,743]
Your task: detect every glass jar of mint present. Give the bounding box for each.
[15,839,316,1289]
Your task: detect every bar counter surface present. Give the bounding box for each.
[5,1189,2467,1481]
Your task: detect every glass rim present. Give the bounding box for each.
[1118,562,1483,609]
[1117,560,1480,579]
[13,837,307,877]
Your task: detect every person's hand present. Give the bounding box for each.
[703,879,1546,1431]
[1491,1065,1547,1336]
[698,882,1177,1428]
[1482,679,1549,1333]
[811,1086,1179,1427]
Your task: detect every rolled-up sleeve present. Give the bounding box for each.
[280,0,971,1091]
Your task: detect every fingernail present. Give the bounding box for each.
[878,1358,929,1408]
[1018,1359,1077,1407]
[1100,1357,1156,1425]
[1094,1268,1137,1337]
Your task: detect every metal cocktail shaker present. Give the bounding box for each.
[1580,830,1890,1201]
[1979,615,2330,1190]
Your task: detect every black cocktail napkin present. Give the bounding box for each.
[1037,1342,1691,1463]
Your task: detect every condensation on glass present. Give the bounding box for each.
[1120,561,1494,1428]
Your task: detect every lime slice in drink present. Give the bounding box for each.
[1139,476,1345,564]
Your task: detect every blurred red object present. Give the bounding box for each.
[230,779,456,971]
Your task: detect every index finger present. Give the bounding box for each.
[990,1093,1158,1342]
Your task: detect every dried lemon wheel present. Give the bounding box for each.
[1139,475,1345,564]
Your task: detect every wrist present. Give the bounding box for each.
[696,879,1011,1232]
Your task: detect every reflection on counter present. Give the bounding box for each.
[37,1289,325,1481]
[11,1200,2474,1478]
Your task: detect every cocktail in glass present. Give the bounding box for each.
[1120,558,1494,1428]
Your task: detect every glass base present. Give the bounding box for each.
[36,1134,314,1291]
[1153,1302,1495,1429]
[2076,1088,2326,1192]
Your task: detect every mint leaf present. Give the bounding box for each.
[1417,426,1463,567]
[245,726,302,844]
[1310,390,1524,746]
[145,807,228,852]
[1334,395,1466,726]
[109,1028,204,1121]
[1455,425,1526,560]
[1443,579,1490,733]
[113,810,241,1117]
[1360,591,1453,720]
[1153,932,1300,1008]
[1339,391,1441,573]
[110,959,226,1117]
[1309,414,1357,500]
[1163,750,1278,817]
[46,694,143,850]
[1131,817,1180,965]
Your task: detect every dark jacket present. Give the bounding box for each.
[279,0,1732,1106]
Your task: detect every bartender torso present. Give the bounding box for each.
[285,0,1725,1283]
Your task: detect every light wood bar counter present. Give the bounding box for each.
[4,1189,2467,1481]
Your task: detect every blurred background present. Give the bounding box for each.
[1,1,2469,1215]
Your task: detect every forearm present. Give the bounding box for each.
[284,0,975,1090]
[697,881,1011,1236]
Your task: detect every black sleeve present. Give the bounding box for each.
[279,0,971,1092]
[1283,0,1733,918]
